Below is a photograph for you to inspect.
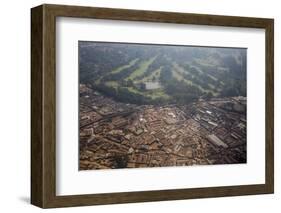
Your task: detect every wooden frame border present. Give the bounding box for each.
[31,4,274,208]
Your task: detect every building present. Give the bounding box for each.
[140,82,162,90]
[207,134,228,148]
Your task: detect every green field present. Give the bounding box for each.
[80,42,246,105]
[126,56,157,80]
[111,58,139,74]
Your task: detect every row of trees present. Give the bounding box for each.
[164,79,201,104]
[102,62,140,81]
[133,55,167,81]
[93,83,159,105]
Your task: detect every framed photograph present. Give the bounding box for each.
[31,4,274,208]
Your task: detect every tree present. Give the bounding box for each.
[205,92,213,100]
[221,87,238,97]
[112,154,128,168]
[127,79,134,87]
[159,66,172,83]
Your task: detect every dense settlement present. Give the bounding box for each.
[79,84,246,170]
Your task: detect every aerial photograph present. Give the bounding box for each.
[79,41,247,170]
